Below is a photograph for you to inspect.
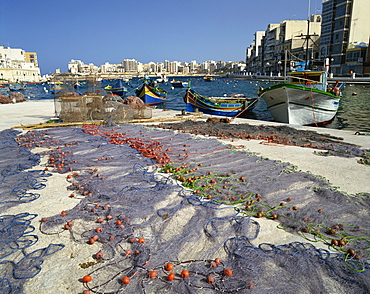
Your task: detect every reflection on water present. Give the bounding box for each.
[336,84,370,132]
[1,78,369,132]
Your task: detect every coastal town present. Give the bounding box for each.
[1,0,369,83]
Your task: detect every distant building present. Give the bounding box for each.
[169,61,180,74]
[189,60,198,73]
[245,0,370,76]
[0,46,41,82]
[122,59,139,73]
[320,0,370,74]
[68,59,82,74]
[65,57,239,76]
[245,31,265,74]
[246,17,321,75]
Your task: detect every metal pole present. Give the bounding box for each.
[305,19,310,69]
[284,49,287,82]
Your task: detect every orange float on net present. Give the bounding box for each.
[82,275,92,283]
[165,263,173,271]
[167,272,175,281]
[224,268,233,276]
[181,270,189,278]
[122,276,130,284]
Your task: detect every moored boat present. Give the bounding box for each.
[50,84,65,95]
[135,81,167,105]
[258,70,345,126]
[156,74,168,83]
[8,82,26,91]
[170,80,189,88]
[74,81,82,89]
[104,79,128,96]
[183,88,258,117]
[203,76,215,82]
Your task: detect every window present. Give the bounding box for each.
[322,14,333,24]
[321,24,332,35]
[322,1,333,14]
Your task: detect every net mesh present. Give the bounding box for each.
[0,129,64,294]
[55,94,152,123]
[1,121,370,293]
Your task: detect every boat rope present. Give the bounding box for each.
[166,90,187,101]
[309,84,318,126]
[232,97,260,120]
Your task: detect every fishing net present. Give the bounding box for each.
[0,129,64,294]
[55,94,152,123]
[158,120,370,164]
[2,122,370,293]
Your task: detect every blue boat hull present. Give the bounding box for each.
[110,88,127,96]
[184,88,258,117]
[185,103,242,117]
[136,83,167,105]
[104,79,127,96]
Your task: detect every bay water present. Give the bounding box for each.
[1,76,369,132]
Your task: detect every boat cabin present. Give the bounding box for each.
[287,71,327,91]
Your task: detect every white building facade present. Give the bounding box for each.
[0,46,41,82]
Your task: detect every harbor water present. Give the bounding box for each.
[1,76,369,132]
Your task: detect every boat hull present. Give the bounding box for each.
[105,80,127,96]
[136,83,167,105]
[9,83,25,91]
[203,77,214,82]
[108,88,127,96]
[184,89,257,117]
[171,81,188,88]
[259,83,340,125]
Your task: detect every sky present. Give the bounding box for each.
[0,0,322,75]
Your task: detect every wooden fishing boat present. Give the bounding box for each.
[258,70,345,126]
[73,81,82,89]
[8,82,26,91]
[170,80,189,88]
[258,7,345,126]
[156,74,168,83]
[50,84,64,95]
[136,81,167,105]
[104,79,127,96]
[203,76,215,82]
[183,88,258,117]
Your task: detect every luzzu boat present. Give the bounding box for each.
[258,70,345,126]
[104,79,128,96]
[203,76,215,82]
[136,81,167,105]
[183,88,258,117]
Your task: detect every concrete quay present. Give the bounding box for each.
[2,100,369,195]
[1,99,370,293]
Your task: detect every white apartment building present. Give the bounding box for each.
[66,58,239,75]
[122,59,139,73]
[0,46,41,82]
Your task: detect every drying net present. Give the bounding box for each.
[0,129,64,294]
[158,120,370,165]
[55,93,152,123]
[2,121,370,293]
